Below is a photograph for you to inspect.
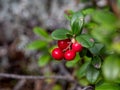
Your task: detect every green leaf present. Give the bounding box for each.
[71,11,84,35]
[27,40,47,50]
[102,55,120,81]
[76,34,95,48]
[38,54,50,67]
[91,26,114,44]
[51,29,70,40]
[89,43,104,55]
[92,10,117,25]
[92,56,101,69]
[76,61,90,78]
[95,82,120,90]
[86,65,100,84]
[33,27,49,38]
[66,53,80,67]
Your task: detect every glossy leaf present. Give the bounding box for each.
[86,65,100,84]
[33,27,49,38]
[27,40,47,50]
[51,29,70,40]
[76,61,90,78]
[71,11,84,35]
[89,43,104,55]
[38,54,50,67]
[76,34,95,48]
[102,55,120,81]
[92,56,101,69]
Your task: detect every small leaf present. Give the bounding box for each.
[92,10,117,25]
[51,29,70,40]
[27,40,47,50]
[76,34,95,48]
[89,43,104,55]
[76,61,90,78]
[38,54,50,67]
[102,55,120,81]
[66,53,80,67]
[95,82,120,90]
[71,11,84,35]
[92,56,101,69]
[86,65,100,84]
[33,27,49,38]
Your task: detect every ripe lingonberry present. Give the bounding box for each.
[64,50,76,61]
[58,39,71,50]
[52,48,63,60]
[72,42,83,52]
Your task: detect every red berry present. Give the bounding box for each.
[72,42,83,52]
[52,48,63,60]
[58,39,71,50]
[64,50,76,61]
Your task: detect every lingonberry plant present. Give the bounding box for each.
[27,8,120,89]
[51,11,100,83]
[51,10,120,89]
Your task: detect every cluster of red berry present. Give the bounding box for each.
[52,39,83,61]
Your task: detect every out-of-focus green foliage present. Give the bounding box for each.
[102,55,120,81]
[96,82,120,90]
[52,84,62,90]
[38,53,51,67]
[27,27,54,67]
[27,40,47,50]
[81,1,120,89]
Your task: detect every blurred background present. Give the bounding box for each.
[0,0,120,90]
